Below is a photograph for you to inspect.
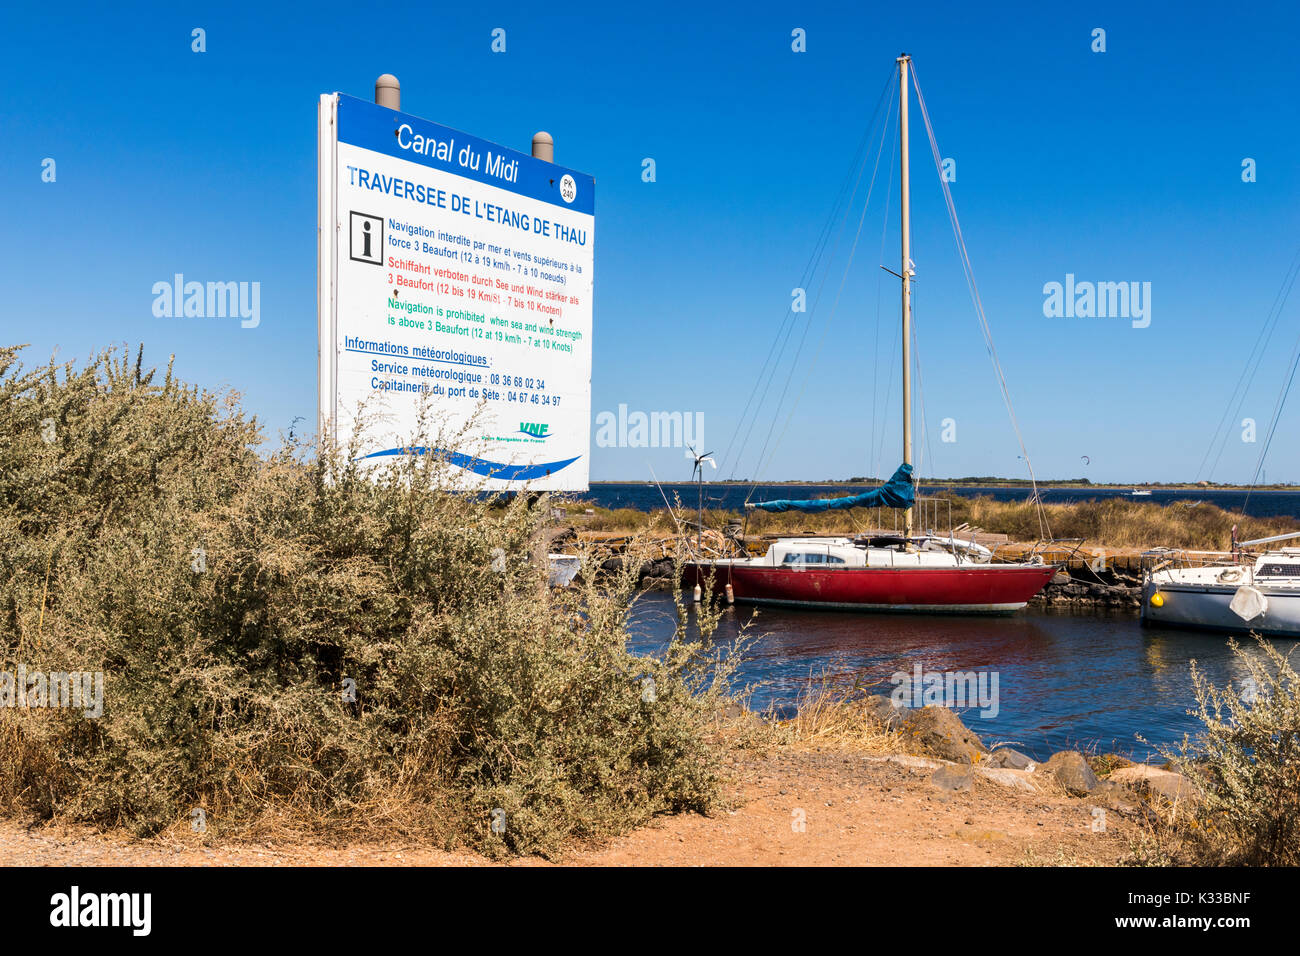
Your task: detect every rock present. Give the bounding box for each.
[865,754,942,771]
[987,747,1036,771]
[902,706,987,764]
[1084,780,1138,813]
[976,766,1040,793]
[930,765,974,792]
[1108,765,1200,804]
[1043,751,1100,795]
[636,558,675,583]
[863,694,910,729]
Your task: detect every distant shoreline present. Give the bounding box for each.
[588,480,1300,491]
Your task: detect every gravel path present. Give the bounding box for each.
[0,747,1132,867]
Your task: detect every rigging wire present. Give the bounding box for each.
[719,67,896,480]
[739,71,895,485]
[1243,287,1300,514]
[910,63,1051,540]
[747,85,897,492]
[912,284,939,506]
[717,157,856,478]
[875,313,902,480]
[869,111,900,481]
[1198,246,1300,483]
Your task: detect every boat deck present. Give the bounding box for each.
[573,530,1153,572]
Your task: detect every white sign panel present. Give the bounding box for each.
[318,93,594,490]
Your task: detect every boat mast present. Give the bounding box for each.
[898,53,914,540]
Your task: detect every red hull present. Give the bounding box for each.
[683,562,1056,613]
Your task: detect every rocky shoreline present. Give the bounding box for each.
[863,694,1196,809]
[1031,568,1143,611]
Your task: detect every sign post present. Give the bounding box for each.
[318,88,594,490]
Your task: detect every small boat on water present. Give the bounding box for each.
[1142,533,1300,636]
[683,55,1058,615]
[686,530,1058,613]
[1131,488,1153,496]
[1142,224,1300,635]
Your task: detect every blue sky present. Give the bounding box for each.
[2,0,1299,484]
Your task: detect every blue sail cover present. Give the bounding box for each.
[749,463,915,513]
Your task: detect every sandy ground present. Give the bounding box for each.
[0,746,1134,867]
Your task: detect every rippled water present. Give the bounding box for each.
[587,483,1300,519]
[626,593,1291,762]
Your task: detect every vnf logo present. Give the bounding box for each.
[594,404,703,459]
[350,211,383,265]
[1042,274,1151,329]
[520,421,550,439]
[890,663,1000,719]
[49,886,151,936]
[152,274,260,328]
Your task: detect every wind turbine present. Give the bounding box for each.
[689,446,716,557]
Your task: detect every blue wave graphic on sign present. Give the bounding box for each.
[357,446,580,481]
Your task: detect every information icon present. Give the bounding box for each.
[349,211,383,265]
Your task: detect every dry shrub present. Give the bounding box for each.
[0,344,744,857]
[1130,636,1300,867]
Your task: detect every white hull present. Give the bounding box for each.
[1142,555,1300,636]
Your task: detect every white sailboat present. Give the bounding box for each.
[1142,245,1300,635]
[1143,532,1300,636]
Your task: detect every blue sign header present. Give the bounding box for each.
[335,94,595,216]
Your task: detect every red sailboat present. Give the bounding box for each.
[684,55,1057,614]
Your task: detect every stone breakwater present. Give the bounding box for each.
[861,695,1198,809]
[1031,567,1143,610]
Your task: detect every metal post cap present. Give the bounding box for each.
[531,131,554,162]
[375,74,400,109]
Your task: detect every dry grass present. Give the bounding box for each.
[0,344,748,858]
[767,675,906,753]
[563,493,1300,552]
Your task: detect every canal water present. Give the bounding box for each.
[626,593,1289,762]
[586,484,1300,519]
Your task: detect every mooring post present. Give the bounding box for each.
[375,74,400,110]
